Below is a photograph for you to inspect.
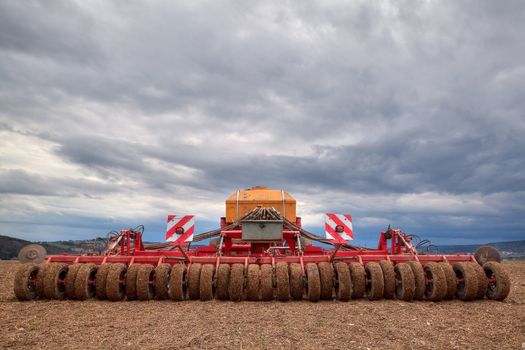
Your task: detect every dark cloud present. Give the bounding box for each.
[0,169,117,196]
[0,2,103,63]
[0,1,524,244]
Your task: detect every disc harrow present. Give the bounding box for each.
[14,259,510,302]
[13,186,511,302]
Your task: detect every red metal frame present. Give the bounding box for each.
[46,220,475,269]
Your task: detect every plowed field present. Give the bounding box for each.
[0,260,524,350]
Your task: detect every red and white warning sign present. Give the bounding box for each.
[166,215,195,243]
[325,214,354,242]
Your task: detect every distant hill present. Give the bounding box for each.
[0,235,30,260]
[434,240,525,259]
[0,235,86,260]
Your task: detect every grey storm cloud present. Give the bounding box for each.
[0,168,116,196]
[0,0,524,245]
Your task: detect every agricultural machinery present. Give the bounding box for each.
[14,186,510,302]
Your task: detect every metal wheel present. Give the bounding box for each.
[43,263,68,300]
[334,262,351,301]
[349,262,365,299]
[408,261,425,300]
[106,263,127,301]
[215,264,230,300]
[305,263,320,302]
[95,264,111,300]
[74,263,97,300]
[260,264,274,301]
[474,246,501,265]
[64,263,82,299]
[365,262,384,300]
[199,264,215,301]
[276,262,290,301]
[155,264,171,300]
[229,263,244,302]
[318,262,334,300]
[14,263,40,301]
[188,264,202,300]
[469,262,488,299]
[125,264,141,300]
[168,264,186,301]
[394,263,415,301]
[17,244,47,264]
[136,264,156,300]
[423,262,446,301]
[246,264,260,301]
[289,263,304,301]
[453,262,478,301]
[438,262,457,299]
[379,260,395,299]
[483,261,510,301]
[35,263,47,298]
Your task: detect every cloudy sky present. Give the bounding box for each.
[1,1,524,246]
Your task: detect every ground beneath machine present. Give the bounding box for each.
[0,261,524,350]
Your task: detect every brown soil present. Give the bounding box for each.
[0,260,524,350]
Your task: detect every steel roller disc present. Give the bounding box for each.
[474,246,501,265]
[18,244,47,264]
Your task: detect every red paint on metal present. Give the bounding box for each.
[327,213,353,236]
[166,215,194,240]
[45,216,475,270]
[325,223,345,243]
